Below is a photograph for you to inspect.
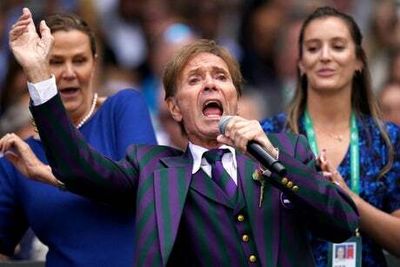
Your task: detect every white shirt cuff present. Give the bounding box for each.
[27,75,58,106]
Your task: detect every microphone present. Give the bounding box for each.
[219,116,287,176]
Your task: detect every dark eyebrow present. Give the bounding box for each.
[331,37,348,43]
[185,65,230,78]
[50,54,64,59]
[212,66,230,77]
[304,36,348,45]
[186,68,201,77]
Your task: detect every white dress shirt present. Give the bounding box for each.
[189,142,238,185]
[27,75,57,105]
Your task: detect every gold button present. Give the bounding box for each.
[292,185,299,192]
[237,214,245,222]
[242,234,249,242]
[287,181,293,188]
[281,177,288,185]
[249,255,257,263]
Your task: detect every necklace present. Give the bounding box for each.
[76,93,98,129]
[314,126,348,142]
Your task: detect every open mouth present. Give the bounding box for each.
[59,87,79,97]
[202,100,223,117]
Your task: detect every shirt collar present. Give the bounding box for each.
[189,142,237,174]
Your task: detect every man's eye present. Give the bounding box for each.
[217,74,227,81]
[188,77,199,84]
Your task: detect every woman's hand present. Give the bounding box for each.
[0,133,59,186]
[9,8,53,82]
[317,149,353,195]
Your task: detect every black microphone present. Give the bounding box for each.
[219,116,287,176]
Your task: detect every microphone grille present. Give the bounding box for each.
[218,116,233,134]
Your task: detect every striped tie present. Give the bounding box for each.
[203,149,237,200]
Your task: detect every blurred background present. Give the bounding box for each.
[0,0,400,265]
[1,0,400,144]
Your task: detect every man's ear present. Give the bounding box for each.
[166,97,183,122]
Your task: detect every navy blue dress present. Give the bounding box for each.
[261,113,400,267]
[0,89,157,267]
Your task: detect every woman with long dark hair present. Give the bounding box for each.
[262,6,400,267]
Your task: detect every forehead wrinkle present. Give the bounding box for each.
[212,66,229,75]
[186,67,202,77]
[187,65,229,75]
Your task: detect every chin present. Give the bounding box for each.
[199,125,220,137]
[313,83,340,91]
[63,102,79,114]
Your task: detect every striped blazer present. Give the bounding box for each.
[31,95,359,266]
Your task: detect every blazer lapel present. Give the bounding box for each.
[154,149,193,266]
[237,152,280,267]
[190,169,236,208]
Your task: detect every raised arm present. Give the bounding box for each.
[8,8,140,206]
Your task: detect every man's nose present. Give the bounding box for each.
[204,75,217,91]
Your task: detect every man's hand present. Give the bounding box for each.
[216,115,277,158]
[9,8,53,82]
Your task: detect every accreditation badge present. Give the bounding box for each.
[327,236,362,267]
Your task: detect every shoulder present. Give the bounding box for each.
[97,89,149,118]
[260,113,288,133]
[103,89,146,105]
[126,144,183,158]
[359,116,400,145]
[384,121,400,142]
[267,131,308,157]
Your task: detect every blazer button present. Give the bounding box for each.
[249,255,257,263]
[237,214,245,222]
[281,177,288,185]
[292,185,299,192]
[242,234,249,242]
[287,181,293,188]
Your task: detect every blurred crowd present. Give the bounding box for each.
[1,0,400,263]
[1,0,400,149]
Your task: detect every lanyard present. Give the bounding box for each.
[303,110,360,194]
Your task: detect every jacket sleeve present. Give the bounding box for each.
[268,133,359,242]
[30,94,140,208]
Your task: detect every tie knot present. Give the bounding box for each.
[203,149,229,164]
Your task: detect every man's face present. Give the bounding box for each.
[167,52,238,147]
